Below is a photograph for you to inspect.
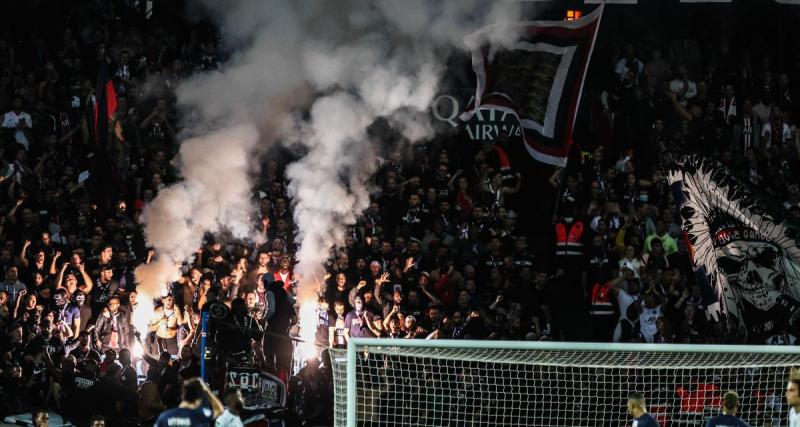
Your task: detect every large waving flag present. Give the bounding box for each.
[461,5,603,166]
[668,155,800,343]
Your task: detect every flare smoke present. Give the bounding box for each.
[137,0,525,332]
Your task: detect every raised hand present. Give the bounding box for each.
[377,272,390,285]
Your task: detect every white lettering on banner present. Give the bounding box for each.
[74,377,95,389]
[432,94,522,140]
[228,370,259,390]
[464,122,522,141]
[431,95,459,127]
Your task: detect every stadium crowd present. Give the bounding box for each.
[0,1,798,426]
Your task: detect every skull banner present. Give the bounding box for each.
[668,155,800,342]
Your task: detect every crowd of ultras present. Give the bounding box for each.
[3,1,800,426]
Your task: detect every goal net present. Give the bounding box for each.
[330,338,800,427]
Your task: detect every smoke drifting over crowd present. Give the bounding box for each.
[136,0,524,348]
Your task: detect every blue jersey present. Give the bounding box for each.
[154,406,214,427]
[705,414,751,427]
[632,413,659,427]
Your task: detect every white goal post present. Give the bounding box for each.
[330,338,800,427]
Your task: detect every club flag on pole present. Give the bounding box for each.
[94,60,118,141]
[461,5,603,166]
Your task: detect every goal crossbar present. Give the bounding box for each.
[332,338,800,427]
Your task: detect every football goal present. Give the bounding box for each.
[329,338,800,426]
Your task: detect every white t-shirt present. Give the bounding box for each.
[790,407,800,427]
[1,111,31,150]
[639,306,662,343]
[761,122,793,147]
[668,79,697,103]
[614,58,644,80]
[215,409,244,427]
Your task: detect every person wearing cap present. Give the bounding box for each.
[403,315,426,339]
[368,259,382,274]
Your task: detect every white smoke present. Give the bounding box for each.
[137,0,525,350]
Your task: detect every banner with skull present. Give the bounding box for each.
[668,155,800,342]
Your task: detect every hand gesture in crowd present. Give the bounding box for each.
[376,272,390,286]
[357,280,367,290]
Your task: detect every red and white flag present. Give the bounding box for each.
[461,5,603,166]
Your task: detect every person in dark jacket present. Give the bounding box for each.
[94,296,134,352]
[263,279,296,378]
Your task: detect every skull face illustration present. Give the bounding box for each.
[716,241,784,311]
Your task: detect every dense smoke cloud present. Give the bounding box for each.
[137,0,524,344]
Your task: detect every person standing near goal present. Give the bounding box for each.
[705,390,750,427]
[626,392,659,427]
[787,370,800,427]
